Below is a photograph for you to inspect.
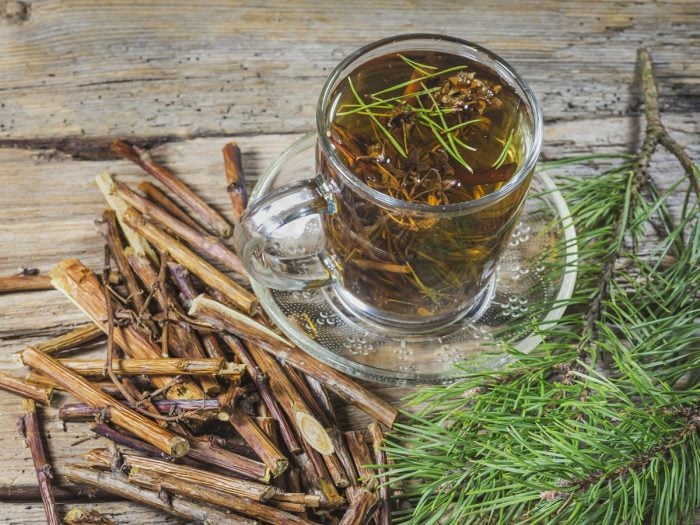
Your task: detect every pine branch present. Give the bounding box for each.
[636,48,699,199]
[383,47,700,525]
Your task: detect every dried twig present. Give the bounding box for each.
[0,272,53,294]
[59,399,220,421]
[97,210,148,314]
[223,335,302,454]
[95,172,157,262]
[188,436,269,482]
[168,263,226,358]
[368,422,391,525]
[190,294,289,348]
[138,180,202,230]
[245,341,334,457]
[191,296,398,427]
[21,347,190,457]
[128,467,317,525]
[58,357,244,377]
[219,388,289,478]
[48,258,204,400]
[223,142,249,223]
[339,487,378,525]
[126,249,222,395]
[123,209,256,314]
[344,431,377,490]
[18,399,59,525]
[88,448,274,501]
[0,484,120,503]
[111,140,233,238]
[115,181,249,278]
[65,465,254,525]
[0,372,53,404]
[25,324,104,357]
[90,423,174,461]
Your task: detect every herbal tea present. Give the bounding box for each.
[318,50,534,323]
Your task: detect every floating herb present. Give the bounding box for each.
[322,50,532,319]
[492,128,514,169]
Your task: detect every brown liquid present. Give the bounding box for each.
[320,51,533,321]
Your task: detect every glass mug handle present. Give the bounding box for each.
[233,176,337,290]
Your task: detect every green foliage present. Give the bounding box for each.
[382,153,700,524]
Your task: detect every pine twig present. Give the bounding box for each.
[636,48,699,199]
[381,46,700,525]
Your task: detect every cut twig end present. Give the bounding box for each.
[169,437,190,458]
[295,410,335,456]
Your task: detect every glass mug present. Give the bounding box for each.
[235,34,543,333]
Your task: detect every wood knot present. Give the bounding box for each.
[0,0,30,25]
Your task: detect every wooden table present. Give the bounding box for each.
[0,1,697,523]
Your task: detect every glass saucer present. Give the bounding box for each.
[250,134,577,385]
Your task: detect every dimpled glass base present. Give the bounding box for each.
[250,134,577,385]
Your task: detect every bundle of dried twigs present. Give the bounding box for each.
[1,140,398,524]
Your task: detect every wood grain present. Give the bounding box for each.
[0,1,696,146]
[0,1,697,523]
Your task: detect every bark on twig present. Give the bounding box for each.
[18,399,59,525]
[223,335,302,454]
[21,347,190,457]
[65,465,254,525]
[25,324,104,356]
[0,372,53,405]
[339,487,378,525]
[59,399,220,421]
[128,467,317,525]
[48,258,205,400]
[58,357,243,377]
[138,180,202,230]
[0,273,53,294]
[344,431,377,490]
[123,209,256,314]
[223,142,249,223]
[88,448,274,501]
[111,140,233,238]
[219,393,289,478]
[368,422,391,525]
[116,181,249,278]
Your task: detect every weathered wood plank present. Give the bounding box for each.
[0,0,697,146]
[0,1,697,522]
